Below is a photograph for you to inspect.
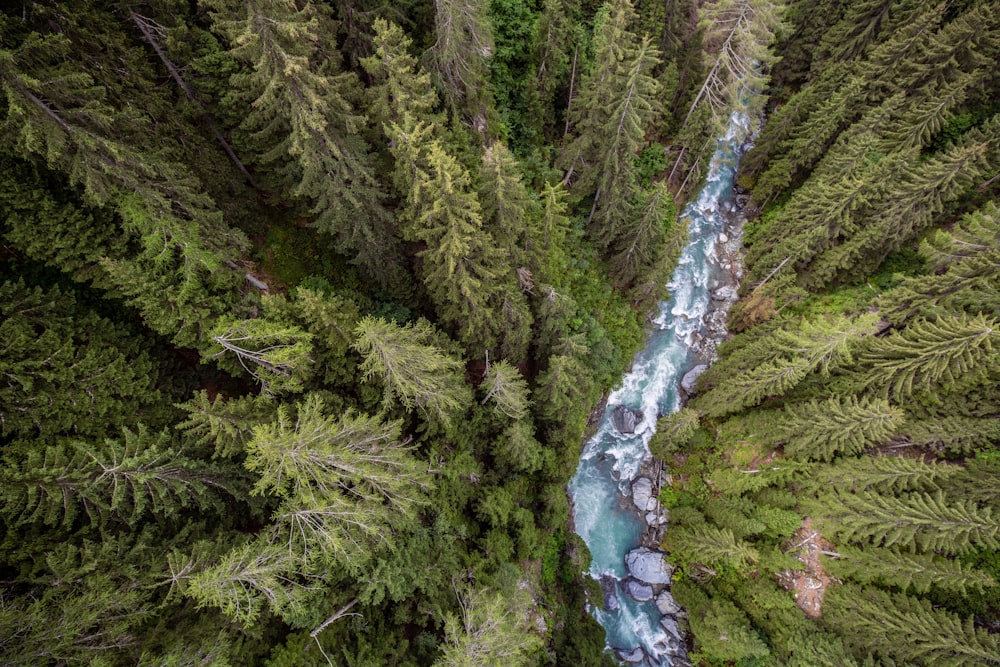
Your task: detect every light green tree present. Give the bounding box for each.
[353,316,471,424]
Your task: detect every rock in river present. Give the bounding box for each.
[616,646,646,663]
[656,590,682,615]
[623,578,654,602]
[631,476,655,512]
[625,547,674,585]
[612,405,643,434]
[680,364,708,395]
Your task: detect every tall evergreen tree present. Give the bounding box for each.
[825,584,1000,666]
[204,0,402,287]
[778,396,904,461]
[353,316,472,424]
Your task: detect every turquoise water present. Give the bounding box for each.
[568,110,751,665]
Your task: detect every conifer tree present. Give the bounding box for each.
[810,490,1000,555]
[667,524,759,572]
[0,280,158,439]
[778,396,903,461]
[246,395,429,520]
[175,391,278,458]
[558,0,662,247]
[812,455,958,494]
[824,584,1000,666]
[883,202,1000,323]
[686,595,771,664]
[0,426,236,530]
[208,316,314,396]
[480,360,531,420]
[204,0,402,287]
[361,19,441,136]
[606,181,676,287]
[435,585,542,667]
[428,0,496,132]
[478,141,542,272]
[353,316,472,424]
[824,544,995,595]
[401,141,533,360]
[861,314,999,400]
[649,408,700,458]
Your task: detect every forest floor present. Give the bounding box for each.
[778,518,835,619]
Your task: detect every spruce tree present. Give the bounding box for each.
[810,489,1000,555]
[824,544,995,595]
[352,316,472,424]
[778,396,904,461]
[204,0,402,287]
[825,584,1000,666]
[861,314,999,400]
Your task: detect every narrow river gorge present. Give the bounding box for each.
[568,108,755,666]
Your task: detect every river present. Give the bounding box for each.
[567,108,753,666]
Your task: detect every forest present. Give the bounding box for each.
[0,0,998,665]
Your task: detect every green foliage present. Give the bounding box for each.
[825,544,995,595]
[209,316,314,396]
[779,396,904,461]
[436,585,543,667]
[649,408,700,458]
[825,584,1000,666]
[810,490,1000,555]
[353,316,471,424]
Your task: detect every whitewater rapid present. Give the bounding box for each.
[568,109,752,666]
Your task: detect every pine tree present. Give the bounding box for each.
[686,594,771,664]
[812,455,958,494]
[245,395,430,520]
[402,141,532,360]
[0,426,236,530]
[0,31,247,277]
[186,539,310,627]
[557,0,662,248]
[361,19,441,137]
[208,316,314,396]
[824,584,1000,666]
[883,202,1000,323]
[428,0,496,132]
[478,141,542,272]
[667,524,759,572]
[606,181,676,287]
[649,407,700,458]
[778,396,903,461]
[694,357,810,418]
[0,280,159,439]
[824,544,995,595]
[352,316,472,424]
[175,391,278,458]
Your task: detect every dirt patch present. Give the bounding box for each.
[776,517,836,619]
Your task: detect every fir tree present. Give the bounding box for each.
[811,489,1000,555]
[480,359,531,420]
[435,585,542,667]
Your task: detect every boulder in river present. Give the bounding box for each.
[625,547,674,585]
[616,646,646,663]
[600,574,619,611]
[680,364,708,395]
[646,510,667,527]
[660,616,682,640]
[656,590,682,615]
[612,405,643,434]
[631,476,655,511]
[711,285,738,302]
[623,578,654,601]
